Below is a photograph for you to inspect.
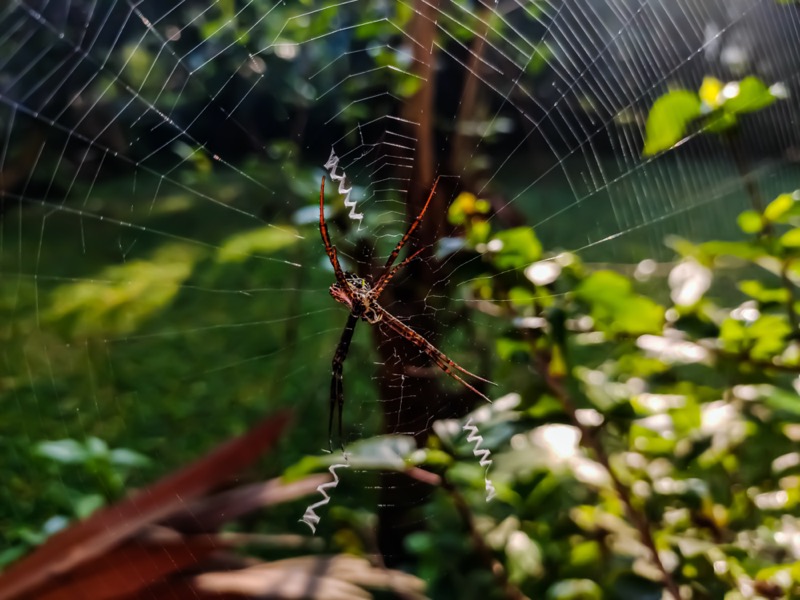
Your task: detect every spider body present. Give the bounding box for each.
[329,274,383,324]
[319,175,493,449]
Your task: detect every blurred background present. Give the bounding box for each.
[1,1,800,598]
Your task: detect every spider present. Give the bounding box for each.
[319,175,494,449]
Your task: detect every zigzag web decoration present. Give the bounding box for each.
[324,148,364,228]
[299,458,351,534]
[463,418,497,502]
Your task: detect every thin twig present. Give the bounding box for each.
[727,132,766,216]
[440,475,530,600]
[727,131,798,333]
[780,261,799,334]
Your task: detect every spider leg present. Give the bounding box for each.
[373,245,427,298]
[318,176,348,287]
[330,313,359,451]
[378,308,495,403]
[380,176,440,274]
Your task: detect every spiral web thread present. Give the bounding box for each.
[299,459,351,534]
[463,418,496,502]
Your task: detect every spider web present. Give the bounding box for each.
[1,0,799,566]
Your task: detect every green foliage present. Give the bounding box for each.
[374,182,800,598]
[642,90,702,156]
[490,227,543,270]
[217,225,301,263]
[575,271,664,335]
[448,191,493,248]
[643,76,784,156]
[0,163,353,559]
[2,437,149,568]
[4,47,800,596]
[6,168,800,596]
[46,244,202,336]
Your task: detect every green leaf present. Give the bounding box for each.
[546,579,602,600]
[0,546,28,569]
[780,228,800,248]
[642,90,702,156]
[217,226,300,263]
[764,193,795,223]
[721,314,792,359]
[73,494,105,519]
[569,541,602,569]
[448,193,471,226]
[697,240,765,261]
[575,271,665,335]
[85,437,109,458]
[764,388,800,417]
[505,531,543,583]
[448,192,490,226]
[749,314,792,359]
[35,439,87,464]
[282,455,326,480]
[497,336,531,362]
[490,227,542,270]
[405,532,434,554]
[723,76,778,115]
[109,448,151,468]
[47,244,202,336]
[342,435,417,469]
[704,109,738,133]
[284,435,418,482]
[739,280,790,304]
[737,210,764,234]
[509,286,537,309]
[468,220,491,246]
[719,317,747,348]
[667,236,703,259]
[396,75,423,98]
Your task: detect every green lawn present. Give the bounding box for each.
[0,164,382,542]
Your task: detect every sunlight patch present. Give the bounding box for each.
[47,244,202,336]
[216,226,300,263]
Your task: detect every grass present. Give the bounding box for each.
[0,163,383,540]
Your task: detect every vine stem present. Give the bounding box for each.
[533,354,682,600]
[728,131,798,333]
[780,261,799,334]
[440,475,530,600]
